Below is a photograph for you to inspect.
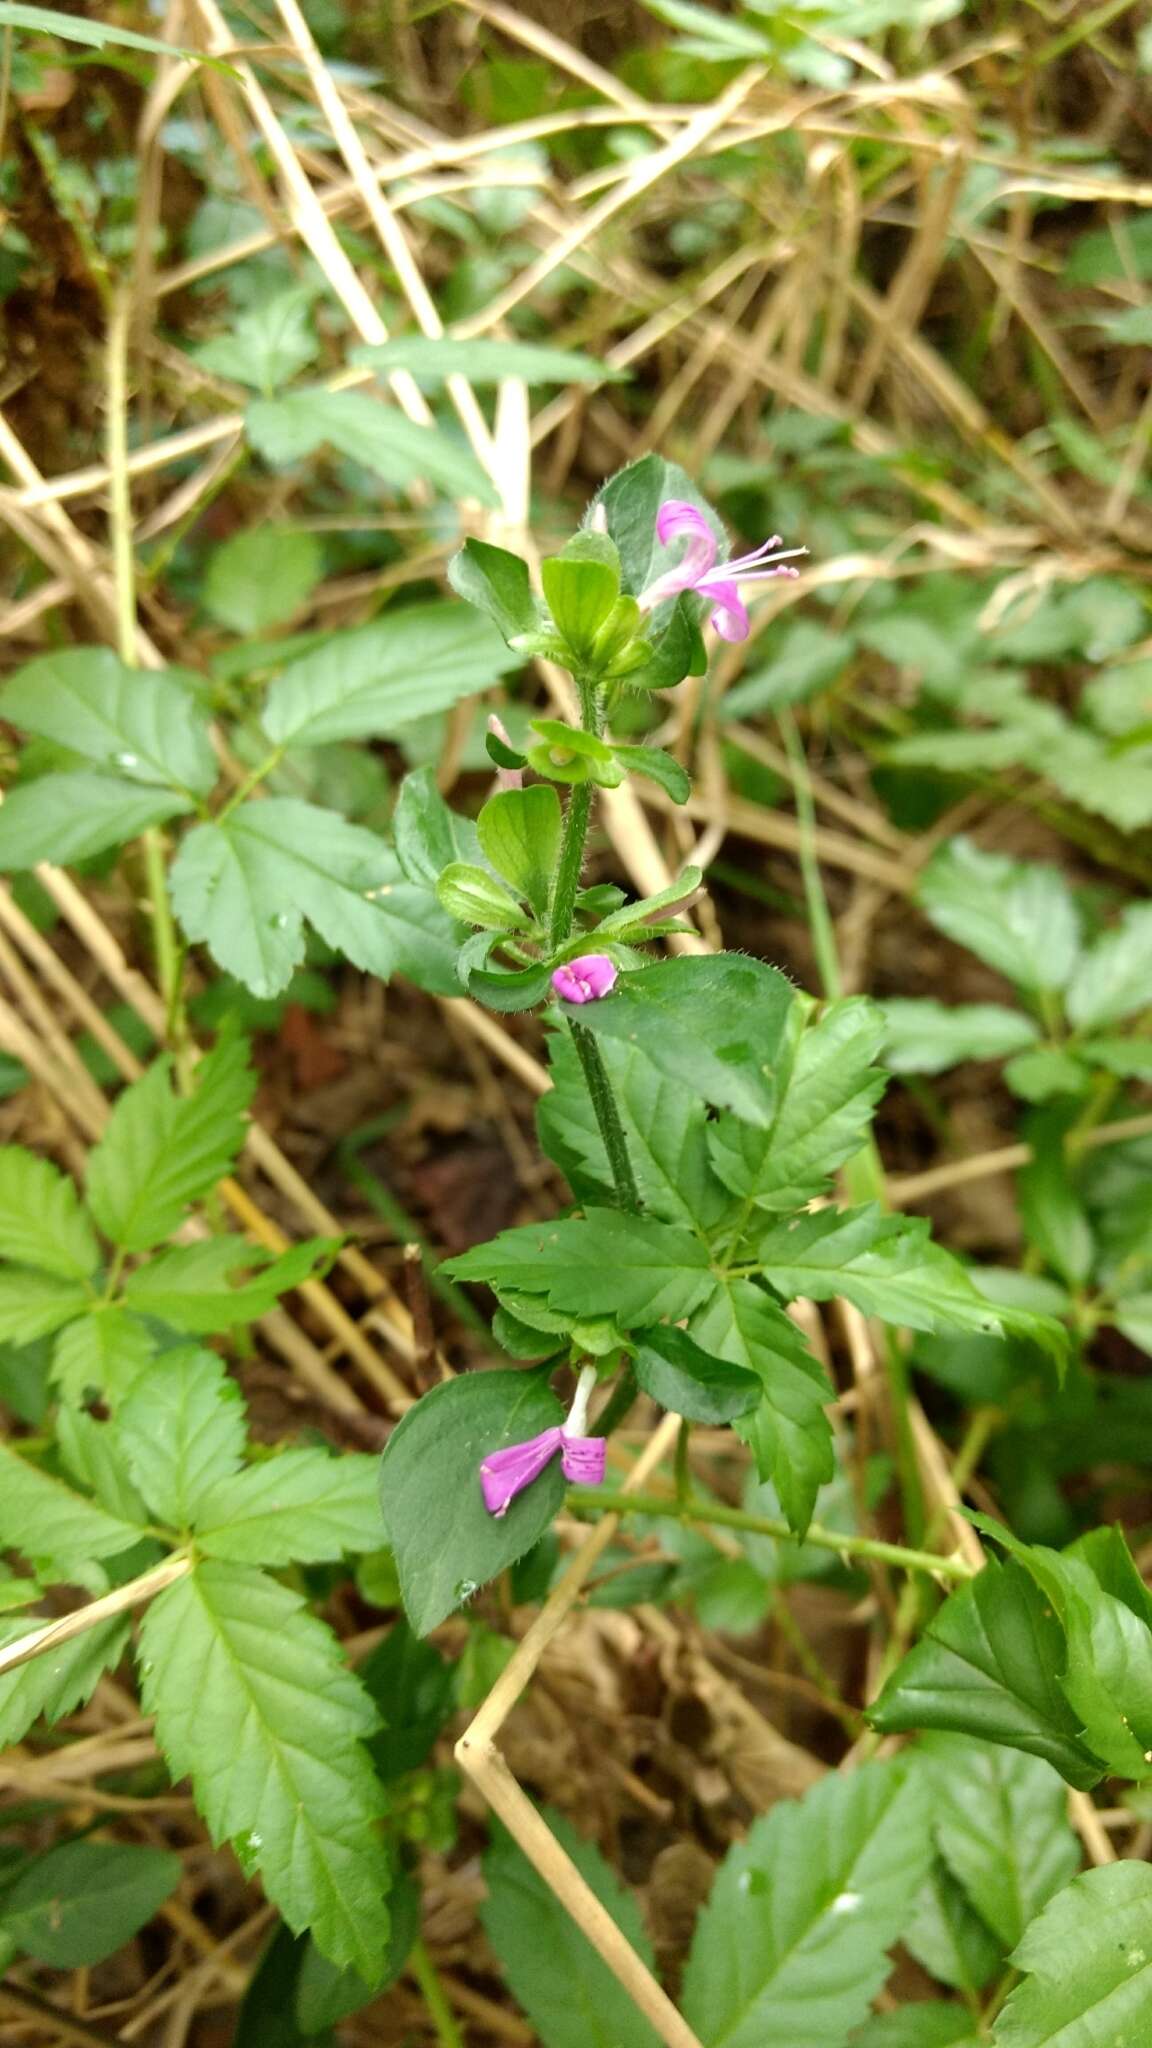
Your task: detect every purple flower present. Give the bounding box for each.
[551,954,618,1005]
[479,1367,606,1517]
[637,499,806,644]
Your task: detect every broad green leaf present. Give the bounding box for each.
[0,1841,180,1966]
[708,997,886,1209]
[879,1000,1040,1075]
[643,0,772,56]
[0,1442,145,1574]
[437,862,526,930]
[541,543,620,659]
[537,1030,733,1230]
[195,1449,383,1564]
[262,604,519,750]
[203,527,322,636]
[56,1405,151,1526]
[994,1862,1152,2047]
[589,454,725,596]
[1083,1037,1152,1081]
[572,955,794,1127]
[52,1309,156,1406]
[445,1210,713,1325]
[851,2009,982,2048]
[0,649,217,796]
[868,1557,1104,1790]
[246,389,499,506]
[116,1347,246,1528]
[193,285,319,393]
[378,1370,566,1635]
[481,1810,662,2048]
[691,1278,833,1535]
[0,1270,88,1343]
[448,537,539,644]
[477,785,561,918]
[0,1148,96,1279]
[171,803,460,1000]
[354,337,624,388]
[611,743,691,804]
[917,840,1080,994]
[904,1859,1003,1994]
[1066,903,1152,1030]
[0,2,228,61]
[0,1614,129,1748]
[359,1623,454,1780]
[123,1237,334,1333]
[1018,1112,1094,1287]
[86,1040,254,1251]
[917,1735,1080,1951]
[631,1324,760,1424]
[0,772,192,869]
[1004,1046,1090,1103]
[682,1759,932,2048]
[140,1561,391,1978]
[392,766,482,890]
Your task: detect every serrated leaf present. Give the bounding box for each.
[722,618,854,716]
[448,536,539,644]
[262,604,519,750]
[0,1614,129,1748]
[0,3,227,60]
[851,2008,982,2048]
[116,1347,247,1528]
[0,648,217,796]
[122,1236,334,1333]
[0,1840,181,1966]
[0,1270,88,1343]
[392,766,482,890]
[0,1148,97,1279]
[917,840,1080,994]
[193,284,318,393]
[904,1859,1003,1995]
[610,743,692,803]
[445,1209,712,1325]
[917,1735,1080,1952]
[868,1556,1104,1790]
[0,1442,145,1575]
[879,1000,1040,1075]
[682,1759,932,2048]
[52,1309,156,1406]
[0,772,192,869]
[481,1810,662,2048]
[691,1278,834,1534]
[631,1324,760,1424]
[86,1040,254,1251]
[1065,903,1152,1030]
[56,1406,151,1525]
[204,527,322,636]
[379,1370,566,1635]
[171,800,459,1001]
[195,1449,383,1564]
[354,337,624,388]
[571,955,794,1127]
[246,389,499,506]
[140,1561,391,1977]
[709,997,886,1209]
[994,1863,1152,2047]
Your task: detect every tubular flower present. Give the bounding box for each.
[479,1367,606,1518]
[637,499,806,643]
[551,954,618,1005]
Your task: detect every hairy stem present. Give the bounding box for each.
[570,1021,641,1209]
[548,779,594,951]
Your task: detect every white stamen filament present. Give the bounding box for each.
[564,1363,598,1438]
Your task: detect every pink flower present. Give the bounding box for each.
[479,1367,607,1517]
[637,499,806,643]
[551,954,618,1004]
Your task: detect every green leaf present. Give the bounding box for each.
[195,1449,383,1564]
[193,285,319,394]
[917,840,1080,994]
[709,998,886,1210]
[611,743,691,804]
[904,1860,1003,1995]
[1066,903,1152,1030]
[851,2008,982,2048]
[204,527,322,636]
[481,1810,662,2048]
[354,337,625,388]
[86,1040,255,1251]
[589,454,725,596]
[1082,1037,1152,1081]
[437,862,526,931]
[691,1278,834,1535]
[541,544,620,660]
[0,1442,145,1574]
[0,1840,180,1967]
[262,604,519,750]
[0,772,192,869]
[879,1000,1040,1075]
[0,1270,87,1344]
[393,766,481,890]
[682,1759,932,2048]
[246,389,499,506]
[643,0,772,56]
[0,649,217,795]
[140,1561,390,1977]
[917,1734,1080,1952]
[447,538,539,644]
[722,619,854,717]
[1018,1111,1094,1287]
[1004,1046,1090,1103]
[116,1347,247,1528]
[537,1030,732,1231]
[445,1209,713,1325]
[994,1863,1152,2047]
[360,1623,454,1780]
[52,1309,156,1406]
[868,1556,1104,1790]
[0,1614,129,1747]
[571,955,794,1127]
[0,2,229,61]
[378,1370,566,1635]
[172,803,459,1001]
[0,1147,97,1279]
[631,1324,760,1424]
[122,1237,334,1333]
[477,785,562,918]
[57,1406,151,1525]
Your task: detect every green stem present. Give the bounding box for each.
[570,1021,641,1209]
[410,1938,465,2048]
[594,1365,637,1438]
[566,1487,977,1582]
[549,779,593,951]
